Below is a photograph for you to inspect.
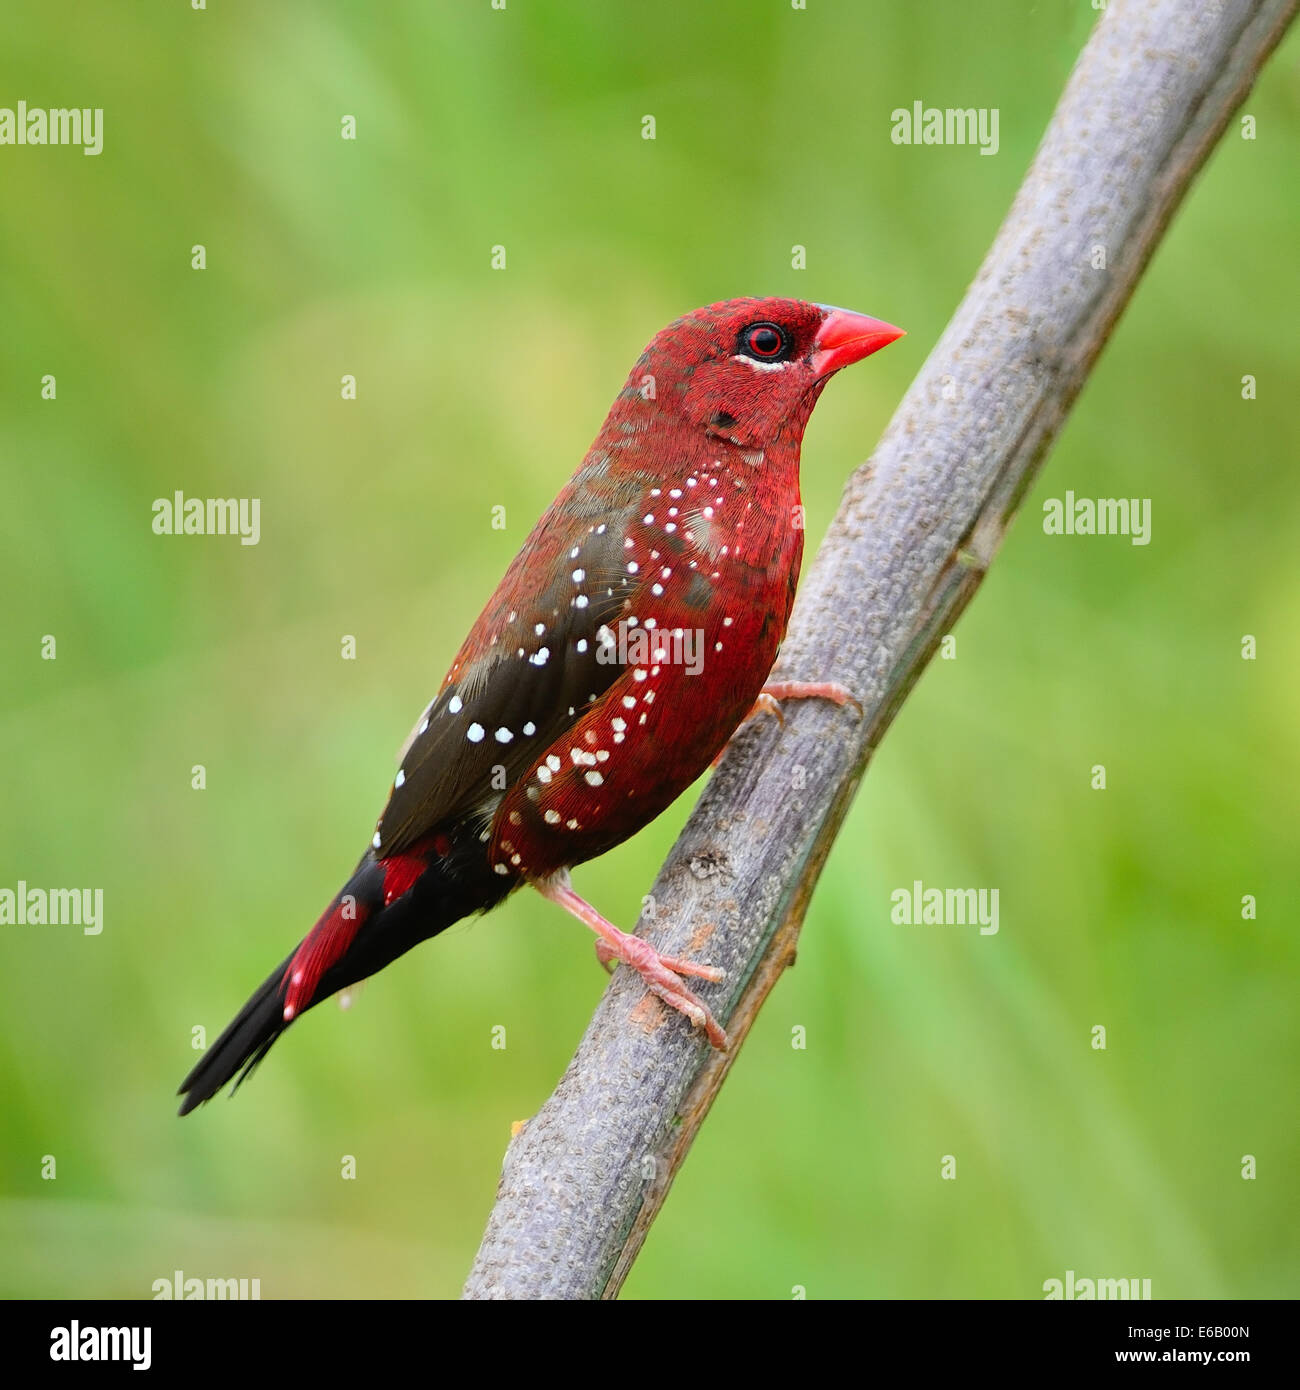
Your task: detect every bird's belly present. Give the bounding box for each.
[493,555,795,879]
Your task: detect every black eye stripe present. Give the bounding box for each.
[738,322,791,361]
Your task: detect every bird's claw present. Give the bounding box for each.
[751,691,784,725]
[594,938,724,984]
[537,875,728,1048]
[599,932,728,1049]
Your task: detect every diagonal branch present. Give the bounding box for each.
[463,0,1297,1300]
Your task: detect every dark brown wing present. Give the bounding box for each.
[374,484,649,857]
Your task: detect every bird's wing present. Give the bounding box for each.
[374,469,649,857]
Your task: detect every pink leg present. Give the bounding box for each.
[535,875,728,1049]
[760,680,862,715]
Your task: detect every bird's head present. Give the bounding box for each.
[622,296,904,450]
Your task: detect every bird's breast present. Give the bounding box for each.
[490,460,804,878]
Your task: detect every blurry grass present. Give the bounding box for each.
[0,0,1297,1299]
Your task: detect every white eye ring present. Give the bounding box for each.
[731,354,790,373]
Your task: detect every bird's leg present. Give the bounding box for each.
[534,873,729,1049]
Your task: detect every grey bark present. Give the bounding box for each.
[463,0,1297,1299]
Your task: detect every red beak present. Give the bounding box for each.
[810,307,905,377]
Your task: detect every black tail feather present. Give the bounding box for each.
[177,955,293,1115]
[177,834,515,1115]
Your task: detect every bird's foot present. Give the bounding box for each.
[758,679,863,717]
[594,936,724,982]
[535,875,729,1050]
[712,680,862,766]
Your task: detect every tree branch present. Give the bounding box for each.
[463,0,1297,1300]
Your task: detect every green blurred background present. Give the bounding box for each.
[1,1,1296,1300]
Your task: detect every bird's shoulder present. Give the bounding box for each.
[374,463,656,857]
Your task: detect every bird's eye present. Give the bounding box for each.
[740,323,789,360]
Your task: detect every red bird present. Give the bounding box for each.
[178,296,902,1113]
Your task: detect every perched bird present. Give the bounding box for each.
[178,296,903,1114]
